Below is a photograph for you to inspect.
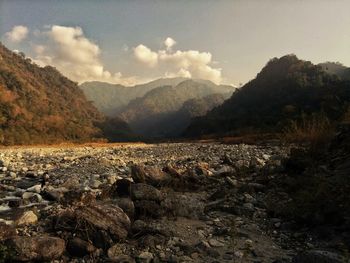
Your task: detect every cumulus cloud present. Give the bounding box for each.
[5,25,29,43]
[134,44,158,67]
[133,38,222,84]
[32,25,136,85]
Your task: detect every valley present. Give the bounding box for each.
[0,142,319,262]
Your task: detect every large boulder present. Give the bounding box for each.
[55,202,131,248]
[130,183,163,202]
[8,236,65,261]
[131,165,168,186]
[78,203,130,237]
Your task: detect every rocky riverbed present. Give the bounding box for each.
[0,143,345,262]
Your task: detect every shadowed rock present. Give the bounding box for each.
[8,236,65,261]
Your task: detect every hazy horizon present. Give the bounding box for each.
[1,0,349,86]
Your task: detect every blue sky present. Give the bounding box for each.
[1,0,350,86]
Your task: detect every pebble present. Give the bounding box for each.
[209,239,225,247]
[16,210,38,225]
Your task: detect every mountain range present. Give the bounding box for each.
[80,78,188,116]
[1,40,350,144]
[81,78,234,138]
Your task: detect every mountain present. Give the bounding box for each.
[151,93,230,137]
[185,55,350,137]
[0,43,106,145]
[80,77,187,116]
[118,79,234,137]
[319,62,350,81]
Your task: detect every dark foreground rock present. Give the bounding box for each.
[8,236,65,261]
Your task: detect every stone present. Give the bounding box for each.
[114,198,135,220]
[9,236,66,261]
[131,183,163,202]
[137,251,154,263]
[42,187,68,202]
[208,238,225,247]
[26,184,42,193]
[8,199,22,208]
[90,179,102,189]
[22,192,43,203]
[56,202,131,248]
[16,210,38,226]
[107,244,135,262]
[134,200,163,218]
[67,237,95,257]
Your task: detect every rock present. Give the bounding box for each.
[134,200,163,218]
[8,199,22,208]
[0,223,16,241]
[131,220,171,237]
[131,165,147,183]
[22,192,43,202]
[42,187,68,202]
[67,237,95,257]
[214,165,234,176]
[208,238,225,247]
[131,164,167,185]
[26,184,42,193]
[226,177,238,187]
[114,198,135,220]
[109,254,135,263]
[107,244,135,262]
[292,250,347,263]
[131,183,163,202]
[16,210,38,226]
[112,178,132,197]
[234,250,244,258]
[75,203,130,239]
[137,251,154,263]
[9,236,66,261]
[90,179,102,189]
[56,202,131,247]
[250,157,265,167]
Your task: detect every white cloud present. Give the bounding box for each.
[133,38,222,84]
[32,25,135,85]
[134,44,158,67]
[164,37,176,51]
[5,25,29,43]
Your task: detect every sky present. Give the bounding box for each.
[0,0,349,86]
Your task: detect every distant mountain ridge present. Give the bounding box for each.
[118,79,234,137]
[80,78,188,116]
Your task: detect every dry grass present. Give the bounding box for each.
[281,113,334,152]
[0,141,146,149]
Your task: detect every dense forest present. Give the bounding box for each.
[0,43,104,145]
[185,55,350,137]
